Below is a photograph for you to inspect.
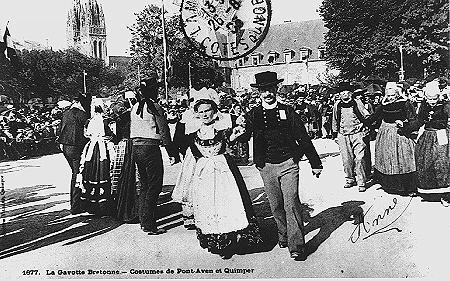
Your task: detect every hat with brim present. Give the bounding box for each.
[250,71,284,88]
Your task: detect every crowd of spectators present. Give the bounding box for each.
[0,103,61,161]
[156,77,449,142]
[1,76,447,162]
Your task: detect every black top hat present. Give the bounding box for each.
[250,71,284,88]
[336,81,354,93]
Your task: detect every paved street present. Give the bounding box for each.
[0,139,449,279]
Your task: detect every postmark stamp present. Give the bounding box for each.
[180,0,272,61]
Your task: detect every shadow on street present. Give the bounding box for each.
[0,184,122,259]
[303,200,366,255]
[0,181,366,261]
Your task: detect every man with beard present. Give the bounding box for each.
[234,71,323,261]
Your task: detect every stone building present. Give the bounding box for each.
[224,19,333,93]
[66,0,108,65]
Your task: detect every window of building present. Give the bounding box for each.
[299,48,311,61]
[268,51,279,64]
[268,55,275,64]
[252,57,258,66]
[251,53,262,66]
[99,41,103,59]
[284,53,292,63]
[93,41,98,58]
[301,51,308,61]
[283,49,294,64]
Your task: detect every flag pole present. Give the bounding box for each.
[161,0,169,101]
[83,70,87,96]
[399,45,405,82]
[188,61,192,97]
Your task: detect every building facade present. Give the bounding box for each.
[224,20,333,93]
[66,0,108,65]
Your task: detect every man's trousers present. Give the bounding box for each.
[259,158,305,253]
[132,144,164,230]
[337,132,370,186]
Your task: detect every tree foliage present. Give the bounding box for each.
[319,0,449,81]
[0,48,126,103]
[128,5,224,97]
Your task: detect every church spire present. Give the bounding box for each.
[66,0,108,65]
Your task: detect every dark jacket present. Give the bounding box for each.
[57,107,89,147]
[239,103,322,169]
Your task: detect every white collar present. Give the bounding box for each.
[70,102,85,112]
[261,100,278,110]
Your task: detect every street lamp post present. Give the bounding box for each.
[399,45,405,82]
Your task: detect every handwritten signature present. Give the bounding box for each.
[349,197,413,243]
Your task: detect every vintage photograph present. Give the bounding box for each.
[0,0,449,279]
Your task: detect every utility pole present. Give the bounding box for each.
[399,45,405,82]
[161,0,169,101]
[82,70,87,96]
[188,61,192,98]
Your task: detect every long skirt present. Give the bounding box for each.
[115,139,140,223]
[415,129,450,195]
[174,152,262,255]
[374,121,417,194]
[110,139,127,193]
[172,148,196,228]
[80,140,112,215]
[193,154,262,255]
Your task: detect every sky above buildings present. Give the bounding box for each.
[0,0,323,56]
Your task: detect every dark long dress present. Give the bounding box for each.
[368,98,418,195]
[112,111,140,223]
[414,102,450,196]
[80,116,114,215]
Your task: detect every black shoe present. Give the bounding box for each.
[184,224,196,230]
[408,192,418,197]
[220,252,233,260]
[70,209,84,215]
[142,227,167,235]
[290,248,307,261]
[219,246,235,259]
[147,228,167,235]
[278,241,288,248]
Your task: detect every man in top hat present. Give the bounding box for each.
[332,82,371,192]
[130,75,180,234]
[57,95,90,214]
[234,71,323,261]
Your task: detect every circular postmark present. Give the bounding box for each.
[180,0,272,61]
